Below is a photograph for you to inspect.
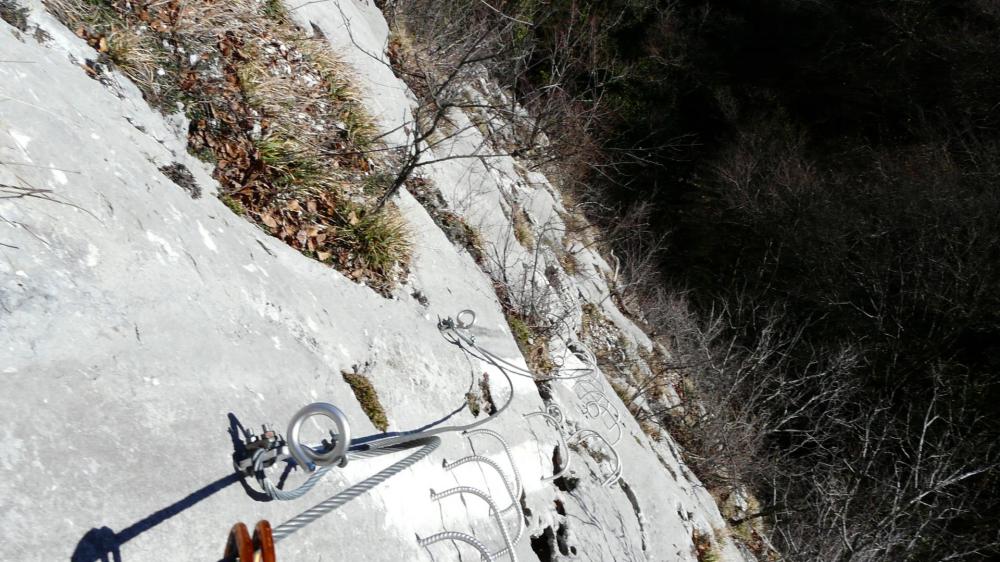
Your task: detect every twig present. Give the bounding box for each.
[0,160,82,174]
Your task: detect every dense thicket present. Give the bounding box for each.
[500,0,1000,560]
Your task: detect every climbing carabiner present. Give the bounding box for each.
[223,520,275,562]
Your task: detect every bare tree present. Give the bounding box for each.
[333,0,608,214]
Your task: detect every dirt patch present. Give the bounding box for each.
[534,379,553,401]
[554,498,566,516]
[556,521,571,555]
[158,162,201,198]
[479,373,498,415]
[530,526,556,562]
[554,474,579,493]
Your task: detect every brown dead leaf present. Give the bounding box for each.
[180,71,198,91]
[347,210,359,225]
[261,213,278,229]
[286,199,301,212]
[98,37,109,53]
[317,251,331,261]
[306,200,318,214]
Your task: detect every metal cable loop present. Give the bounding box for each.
[251,364,513,503]
[253,450,333,501]
[456,309,477,329]
[440,321,595,381]
[544,403,564,422]
[250,312,522,503]
[442,309,626,485]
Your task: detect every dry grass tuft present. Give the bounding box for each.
[558,246,580,275]
[506,313,554,375]
[511,203,535,248]
[692,530,720,562]
[342,369,389,432]
[1,0,29,31]
[465,391,481,417]
[45,0,409,292]
[332,203,411,285]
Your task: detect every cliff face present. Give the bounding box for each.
[0,2,749,561]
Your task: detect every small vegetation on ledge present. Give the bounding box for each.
[0,0,29,31]
[511,203,535,249]
[506,313,554,375]
[342,369,389,432]
[46,0,410,293]
[692,530,720,562]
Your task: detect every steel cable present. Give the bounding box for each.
[271,437,441,543]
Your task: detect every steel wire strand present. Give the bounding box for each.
[253,450,331,501]
[439,310,595,381]
[271,436,441,542]
[444,327,594,381]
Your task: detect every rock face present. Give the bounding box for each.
[0,2,750,561]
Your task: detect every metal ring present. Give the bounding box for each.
[455,309,477,329]
[286,403,352,472]
[546,404,564,424]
